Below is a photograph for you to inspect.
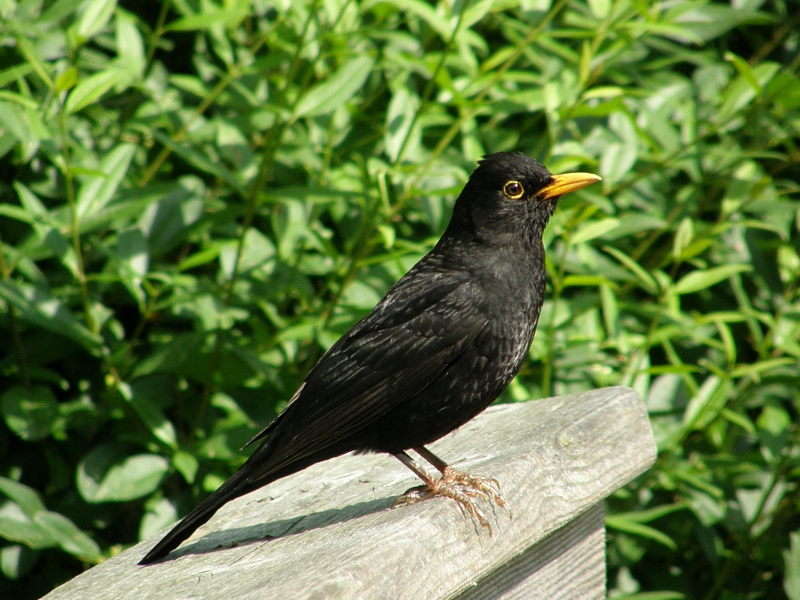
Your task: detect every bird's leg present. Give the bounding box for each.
[392,451,491,530]
[391,451,442,504]
[391,451,495,533]
[413,446,508,511]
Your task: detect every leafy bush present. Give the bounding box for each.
[0,0,798,598]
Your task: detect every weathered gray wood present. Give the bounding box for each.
[457,503,606,600]
[44,386,655,600]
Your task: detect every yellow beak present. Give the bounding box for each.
[537,172,602,201]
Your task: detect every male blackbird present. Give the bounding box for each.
[139,152,600,565]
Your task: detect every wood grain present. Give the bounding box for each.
[456,504,606,600]
[43,386,655,600]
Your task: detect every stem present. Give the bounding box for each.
[138,32,269,187]
[541,240,569,398]
[145,1,172,69]
[700,425,800,600]
[311,0,570,344]
[402,0,570,196]
[748,9,800,66]
[192,8,314,433]
[309,0,481,345]
[393,2,470,166]
[59,110,96,335]
[0,234,29,386]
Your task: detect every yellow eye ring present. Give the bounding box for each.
[503,180,524,199]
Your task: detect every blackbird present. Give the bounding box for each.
[139,152,600,565]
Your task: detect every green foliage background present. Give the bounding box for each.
[1,0,799,597]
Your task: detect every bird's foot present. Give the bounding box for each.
[393,479,494,533]
[391,484,436,507]
[440,466,508,511]
[391,450,510,533]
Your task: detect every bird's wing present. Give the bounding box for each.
[243,269,487,478]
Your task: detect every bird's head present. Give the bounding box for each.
[451,152,601,242]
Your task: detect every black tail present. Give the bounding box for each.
[138,469,256,565]
[138,438,356,565]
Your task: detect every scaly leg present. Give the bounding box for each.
[391,448,509,533]
[414,446,508,511]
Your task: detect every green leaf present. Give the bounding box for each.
[757,404,791,436]
[166,6,249,31]
[673,264,751,295]
[169,74,211,99]
[729,357,795,380]
[139,498,177,540]
[606,515,677,549]
[0,478,46,517]
[0,503,56,549]
[672,4,775,42]
[599,142,636,184]
[1,385,60,441]
[219,228,276,277]
[785,531,800,600]
[363,0,452,40]
[721,408,756,435]
[149,131,245,196]
[459,0,494,29]
[725,52,762,94]
[672,217,693,261]
[13,182,80,275]
[0,64,34,88]
[173,451,199,485]
[614,593,686,600]
[385,87,420,163]
[603,246,658,295]
[569,218,620,245]
[562,275,618,288]
[600,284,618,339]
[130,332,206,380]
[683,376,733,432]
[0,478,98,558]
[718,62,780,122]
[116,225,149,273]
[178,245,221,271]
[77,446,169,503]
[620,20,704,45]
[0,282,103,350]
[0,101,39,161]
[128,383,177,448]
[74,0,117,42]
[0,92,38,110]
[34,512,100,559]
[55,67,78,93]
[65,68,131,114]
[294,56,375,118]
[76,143,136,219]
[0,544,39,580]
[115,7,146,75]
[611,503,688,523]
[587,0,610,19]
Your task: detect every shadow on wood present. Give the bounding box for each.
[169,495,395,560]
[44,386,656,600]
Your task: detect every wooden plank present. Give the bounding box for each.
[456,503,606,600]
[43,386,655,600]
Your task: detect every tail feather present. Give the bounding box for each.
[138,470,255,565]
[138,440,357,565]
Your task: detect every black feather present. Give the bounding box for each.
[139,152,572,565]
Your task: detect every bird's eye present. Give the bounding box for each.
[503,180,524,199]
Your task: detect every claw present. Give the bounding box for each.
[392,474,507,534]
[392,485,433,507]
[441,466,509,513]
[391,450,511,532]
